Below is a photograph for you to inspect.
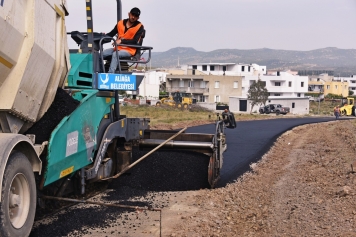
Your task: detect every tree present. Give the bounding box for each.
[349,90,354,96]
[247,79,269,114]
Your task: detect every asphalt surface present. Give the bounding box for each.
[186,116,346,187]
[30,116,347,236]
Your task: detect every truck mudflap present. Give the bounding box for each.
[0,133,42,202]
[139,121,226,188]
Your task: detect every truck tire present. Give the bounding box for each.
[276,110,280,115]
[259,109,264,114]
[183,103,189,109]
[155,102,161,107]
[176,103,183,109]
[0,152,36,237]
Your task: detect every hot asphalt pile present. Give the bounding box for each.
[25,88,80,143]
[30,149,210,236]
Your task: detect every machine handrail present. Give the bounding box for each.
[99,36,152,73]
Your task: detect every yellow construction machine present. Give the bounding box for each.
[339,97,356,116]
[156,92,193,109]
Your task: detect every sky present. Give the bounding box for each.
[65,0,356,52]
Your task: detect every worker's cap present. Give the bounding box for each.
[130,7,141,17]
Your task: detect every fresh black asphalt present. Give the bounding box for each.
[186,116,348,188]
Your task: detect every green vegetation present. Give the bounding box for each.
[247,79,269,114]
[120,105,270,127]
[120,105,214,127]
[309,100,340,115]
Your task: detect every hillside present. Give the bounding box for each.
[144,47,356,76]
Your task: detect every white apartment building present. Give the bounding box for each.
[184,63,267,76]
[243,71,308,98]
[336,75,356,95]
[130,70,167,99]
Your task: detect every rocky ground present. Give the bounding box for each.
[32,118,356,237]
[171,119,356,237]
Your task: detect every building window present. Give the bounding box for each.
[202,65,207,71]
[241,66,245,72]
[189,81,194,88]
[215,95,220,102]
[301,82,304,87]
[352,87,356,90]
[250,80,255,85]
[192,65,197,69]
[223,66,227,71]
[199,95,205,102]
[335,85,338,89]
[292,102,295,108]
[351,80,356,83]
[274,93,281,96]
[233,81,238,88]
[297,93,301,97]
[210,65,215,71]
[275,82,281,86]
[215,81,220,88]
[248,66,251,72]
[345,85,347,89]
[179,80,184,88]
[289,81,292,87]
[327,85,330,89]
[200,81,206,88]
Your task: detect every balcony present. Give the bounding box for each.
[168,86,209,94]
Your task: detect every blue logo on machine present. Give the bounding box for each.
[97,73,137,91]
[1,0,4,7]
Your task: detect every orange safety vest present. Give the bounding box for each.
[115,20,142,56]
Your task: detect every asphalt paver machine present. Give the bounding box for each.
[0,0,235,236]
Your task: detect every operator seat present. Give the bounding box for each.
[103,30,146,73]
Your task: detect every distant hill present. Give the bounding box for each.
[143,47,356,76]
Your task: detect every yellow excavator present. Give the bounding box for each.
[339,97,355,116]
[156,91,193,109]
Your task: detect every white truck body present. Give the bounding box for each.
[0,0,70,133]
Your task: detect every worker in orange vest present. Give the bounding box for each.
[103,7,144,73]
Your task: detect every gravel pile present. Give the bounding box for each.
[26,88,80,144]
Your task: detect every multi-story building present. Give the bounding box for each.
[307,73,349,97]
[244,71,308,98]
[335,75,356,96]
[166,63,265,103]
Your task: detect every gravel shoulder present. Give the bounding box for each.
[32,118,356,237]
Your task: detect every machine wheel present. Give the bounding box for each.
[156,102,161,107]
[183,103,189,109]
[276,110,280,115]
[0,152,36,237]
[176,103,183,109]
[259,110,264,114]
[341,110,346,116]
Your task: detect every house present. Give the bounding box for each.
[307,73,349,98]
[166,63,265,103]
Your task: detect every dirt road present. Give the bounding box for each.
[32,119,356,237]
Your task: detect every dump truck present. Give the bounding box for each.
[156,92,193,109]
[0,1,235,236]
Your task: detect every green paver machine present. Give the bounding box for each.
[0,1,233,236]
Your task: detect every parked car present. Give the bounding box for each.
[259,104,290,115]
